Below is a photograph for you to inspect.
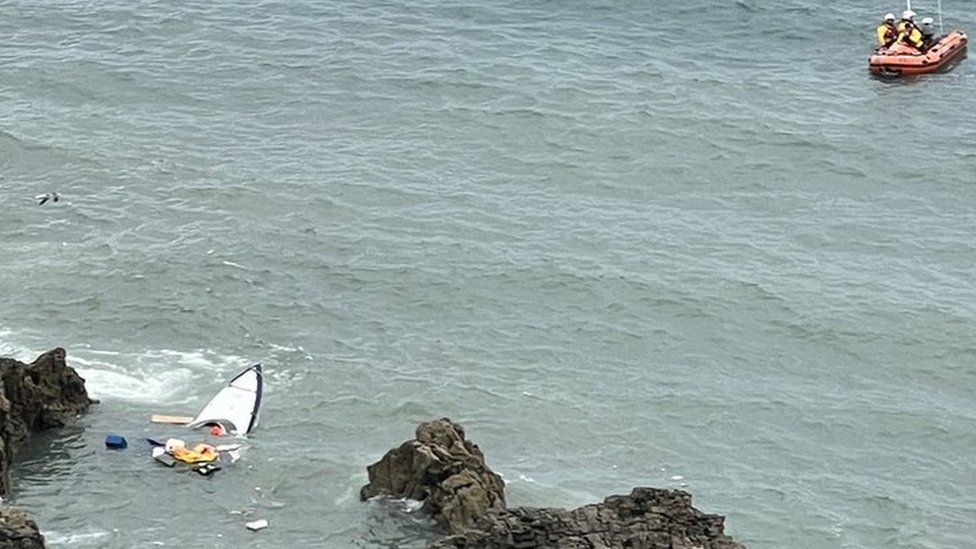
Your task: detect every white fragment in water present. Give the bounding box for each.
[255,486,262,491]
[246,519,269,531]
[403,499,424,513]
[670,475,684,481]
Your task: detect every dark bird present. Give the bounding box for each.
[35,192,60,205]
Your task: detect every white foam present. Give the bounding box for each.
[71,347,250,405]
[334,486,355,506]
[42,530,109,546]
[1,327,252,406]
[74,365,194,403]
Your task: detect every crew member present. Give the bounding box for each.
[876,13,898,48]
[898,10,925,50]
[920,17,937,48]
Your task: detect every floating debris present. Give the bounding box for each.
[35,192,60,205]
[105,435,127,449]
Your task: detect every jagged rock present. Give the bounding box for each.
[433,487,746,549]
[0,508,44,549]
[361,418,506,534]
[0,348,94,496]
[363,419,746,549]
[0,347,94,549]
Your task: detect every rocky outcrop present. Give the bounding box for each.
[0,348,95,549]
[365,419,746,548]
[0,509,44,549]
[434,487,746,549]
[360,418,507,534]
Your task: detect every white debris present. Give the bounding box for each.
[246,519,269,532]
[35,192,60,205]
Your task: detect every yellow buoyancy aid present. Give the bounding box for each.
[171,443,219,464]
[898,21,925,49]
[877,23,898,47]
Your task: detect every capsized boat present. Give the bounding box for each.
[869,30,968,75]
[187,364,263,434]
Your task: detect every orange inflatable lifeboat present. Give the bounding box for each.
[869,30,968,75]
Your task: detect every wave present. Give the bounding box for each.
[0,326,250,405]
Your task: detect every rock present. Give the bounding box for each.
[360,418,506,534]
[433,487,746,549]
[0,347,95,549]
[363,419,746,549]
[0,508,44,549]
[0,348,94,496]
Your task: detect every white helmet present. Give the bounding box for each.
[921,17,934,25]
[884,12,896,22]
[902,10,916,20]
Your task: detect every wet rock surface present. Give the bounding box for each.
[0,348,95,549]
[0,508,45,549]
[365,419,746,548]
[434,487,746,549]
[361,418,507,534]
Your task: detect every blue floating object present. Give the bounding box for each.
[105,434,127,449]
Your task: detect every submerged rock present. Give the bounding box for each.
[434,487,746,549]
[360,418,507,534]
[0,347,95,549]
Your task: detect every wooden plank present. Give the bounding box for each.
[151,414,194,425]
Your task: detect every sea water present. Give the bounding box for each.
[1,1,975,547]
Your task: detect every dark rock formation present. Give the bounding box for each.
[434,487,746,549]
[364,419,746,548]
[360,418,507,534]
[0,508,44,549]
[0,348,95,549]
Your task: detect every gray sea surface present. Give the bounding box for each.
[1,0,975,547]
